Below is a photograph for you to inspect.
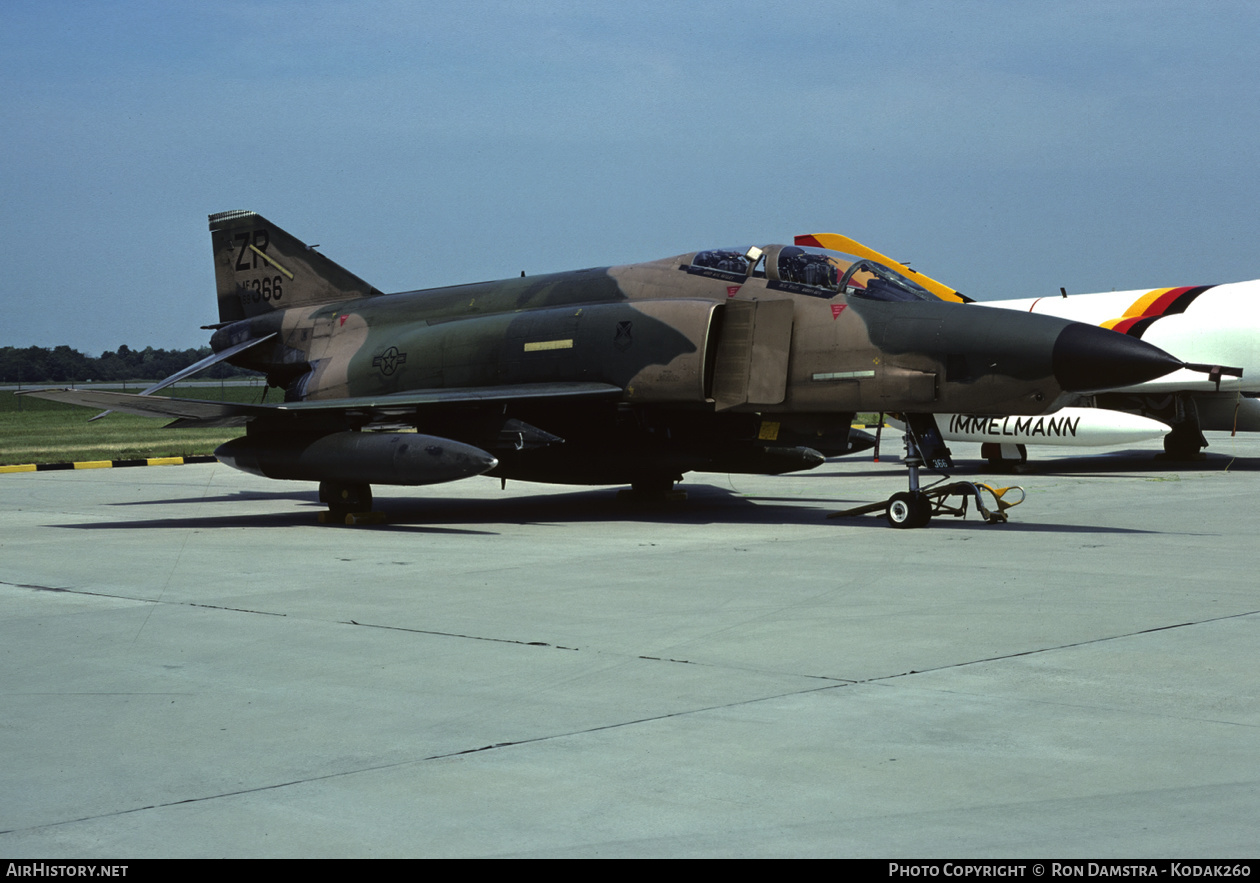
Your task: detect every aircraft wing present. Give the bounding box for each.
[20,382,625,429]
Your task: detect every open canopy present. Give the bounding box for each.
[689,244,934,302]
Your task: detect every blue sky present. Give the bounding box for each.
[3,0,1258,354]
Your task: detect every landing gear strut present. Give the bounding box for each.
[1097,391,1210,460]
[885,427,934,528]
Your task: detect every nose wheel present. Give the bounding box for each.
[886,491,933,529]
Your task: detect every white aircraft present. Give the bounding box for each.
[982,284,1257,458]
[798,234,1255,462]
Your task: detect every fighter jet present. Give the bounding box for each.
[799,233,1252,464]
[25,212,1190,527]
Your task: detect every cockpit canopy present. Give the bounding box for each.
[688,244,934,302]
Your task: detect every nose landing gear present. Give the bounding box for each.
[829,414,1025,528]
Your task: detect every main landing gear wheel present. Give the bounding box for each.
[617,473,687,503]
[1162,422,1207,460]
[886,491,932,529]
[630,475,677,495]
[319,481,373,523]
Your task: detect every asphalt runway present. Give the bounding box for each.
[2,434,1257,857]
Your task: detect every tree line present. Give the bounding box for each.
[0,345,256,384]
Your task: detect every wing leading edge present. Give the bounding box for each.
[19,382,625,429]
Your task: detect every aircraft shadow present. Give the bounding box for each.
[821,513,1163,535]
[43,478,1178,536]
[53,510,502,536]
[53,484,835,532]
[342,484,835,528]
[108,490,313,507]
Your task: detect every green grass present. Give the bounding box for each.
[0,383,268,465]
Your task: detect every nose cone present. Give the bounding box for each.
[1052,323,1184,392]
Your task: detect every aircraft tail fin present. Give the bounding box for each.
[209,210,383,324]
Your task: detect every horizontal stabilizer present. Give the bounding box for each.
[136,334,277,397]
[22,388,263,426]
[89,334,277,421]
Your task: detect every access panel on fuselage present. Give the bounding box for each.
[709,298,795,410]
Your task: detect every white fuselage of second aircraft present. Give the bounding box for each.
[938,280,1260,461]
[984,281,1258,396]
[980,281,1260,444]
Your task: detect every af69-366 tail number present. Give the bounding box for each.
[238,276,284,305]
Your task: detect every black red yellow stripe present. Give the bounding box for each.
[1102,285,1214,337]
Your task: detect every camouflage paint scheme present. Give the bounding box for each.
[28,211,1185,512]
